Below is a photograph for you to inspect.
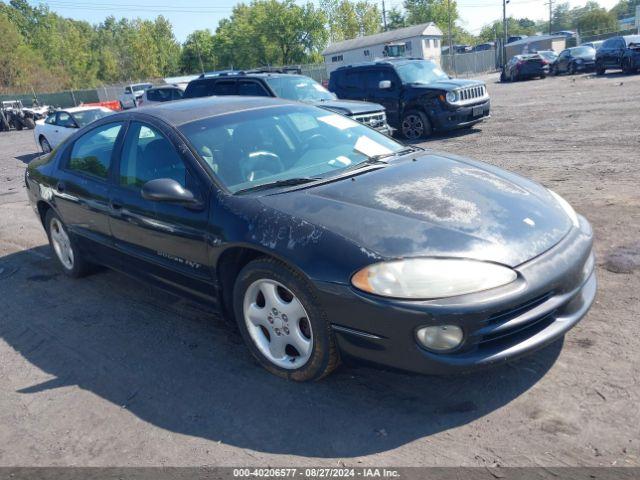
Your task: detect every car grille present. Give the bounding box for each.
[351,111,387,130]
[458,85,486,102]
[476,291,555,345]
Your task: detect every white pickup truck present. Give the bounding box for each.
[118,83,153,109]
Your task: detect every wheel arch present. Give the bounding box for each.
[215,244,315,323]
[36,200,52,227]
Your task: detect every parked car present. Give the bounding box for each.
[536,50,559,66]
[25,96,596,381]
[184,72,391,135]
[119,83,153,109]
[596,35,640,74]
[329,58,490,140]
[551,46,596,75]
[501,54,547,82]
[34,106,113,152]
[137,84,185,107]
[474,42,495,52]
[507,35,527,44]
[581,40,604,51]
[551,30,576,38]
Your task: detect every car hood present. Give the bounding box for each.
[314,99,385,115]
[258,153,572,267]
[409,78,485,91]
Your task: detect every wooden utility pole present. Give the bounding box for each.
[502,0,507,66]
[382,0,388,31]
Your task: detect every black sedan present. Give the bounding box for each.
[25,97,596,381]
[551,46,596,75]
[501,54,548,82]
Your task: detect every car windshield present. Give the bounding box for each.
[180,105,406,193]
[395,60,449,85]
[264,76,335,102]
[538,51,558,60]
[71,109,113,128]
[571,46,595,56]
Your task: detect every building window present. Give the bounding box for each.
[434,39,440,49]
[405,41,412,52]
[429,39,434,49]
[364,49,370,56]
[331,54,343,62]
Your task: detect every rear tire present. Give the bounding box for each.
[596,62,605,75]
[44,210,92,278]
[401,110,432,140]
[24,117,36,129]
[569,62,577,75]
[622,59,635,74]
[233,258,340,381]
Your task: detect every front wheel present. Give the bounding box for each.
[569,62,577,75]
[401,110,432,140]
[622,59,636,74]
[23,117,36,129]
[596,62,605,75]
[233,258,339,381]
[45,210,92,277]
[40,136,52,153]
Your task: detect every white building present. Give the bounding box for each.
[322,23,444,74]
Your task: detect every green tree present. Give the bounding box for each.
[320,0,380,42]
[386,7,407,29]
[181,29,217,74]
[576,9,618,34]
[404,0,457,33]
[610,0,640,20]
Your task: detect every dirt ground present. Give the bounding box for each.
[0,71,638,468]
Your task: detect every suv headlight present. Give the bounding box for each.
[445,91,457,103]
[352,258,517,299]
[548,189,579,228]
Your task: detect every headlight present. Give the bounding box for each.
[548,189,579,228]
[445,91,457,103]
[351,258,517,299]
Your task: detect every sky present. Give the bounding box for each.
[29,0,622,42]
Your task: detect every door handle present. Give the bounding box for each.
[56,181,65,192]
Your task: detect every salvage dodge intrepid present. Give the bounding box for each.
[25,96,596,381]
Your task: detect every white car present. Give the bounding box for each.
[119,83,153,109]
[137,84,185,107]
[34,106,113,152]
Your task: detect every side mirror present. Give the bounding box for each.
[379,80,392,89]
[141,178,199,206]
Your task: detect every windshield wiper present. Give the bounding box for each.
[369,145,424,162]
[235,177,320,194]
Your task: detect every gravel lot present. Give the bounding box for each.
[0,72,639,468]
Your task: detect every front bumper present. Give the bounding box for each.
[431,99,490,131]
[315,216,596,375]
[576,61,595,72]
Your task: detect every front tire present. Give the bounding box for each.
[40,136,52,153]
[596,62,605,75]
[401,110,432,140]
[233,258,339,381]
[569,62,577,75]
[24,117,36,129]
[44,210,91,278]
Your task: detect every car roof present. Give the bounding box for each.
[193,73,304,81]
[64,106,111,113]
[126,96,299,127]
[333,57,430,71]
[147,84,185,91]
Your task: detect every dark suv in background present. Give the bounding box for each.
[184,72,391,134]
[596,35,640,74]
[328,58,490,140]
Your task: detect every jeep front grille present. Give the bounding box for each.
[452,85,489,106]
[351,111,387,130]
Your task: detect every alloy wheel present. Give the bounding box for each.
[50,217,74,270]
[243,279,313,369]
[401,114,425,140]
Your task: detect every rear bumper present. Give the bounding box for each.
[315,216,595,375]
[431,99,491,131]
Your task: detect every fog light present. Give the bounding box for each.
[416,325,464,352]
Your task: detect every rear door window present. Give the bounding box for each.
[56,112,76,128]
[238,80,270,96]
[212,80,237,95]
[68,122,123,179]
[147,89,173,102]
